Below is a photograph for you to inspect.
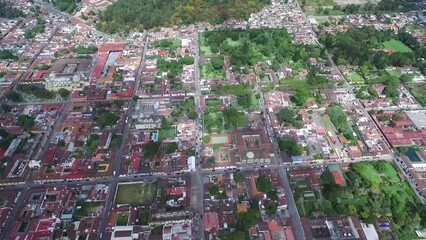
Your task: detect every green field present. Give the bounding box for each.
[386,69,402,77]
[200,35,214,55]
[250,95,260,109]
[116,214,129,226]
[320,114,335,132]
[116,182,158,206]
[349,72,364,84]
[381,39,413,53]
[158,127,177,140]
[225,37,242,47]
[303,0,335,7]
[238,115,247,128]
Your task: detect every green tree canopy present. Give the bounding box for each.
[18,115,35,129]
[277,138,304,156]
[256,175,272,193]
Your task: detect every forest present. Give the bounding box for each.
[321,161,426,239]
[320,27,426,74]
[0,0,24,18]
[203,29,323,71]
[97,0,271,33]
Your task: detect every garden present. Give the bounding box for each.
[321,161,424,239]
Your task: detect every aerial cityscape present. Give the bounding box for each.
[0,0,425,239]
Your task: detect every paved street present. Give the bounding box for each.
[191,32,205,240]
[98,37,148,239]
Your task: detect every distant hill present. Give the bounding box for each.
[0,0,24,19]
[96,0,271,34]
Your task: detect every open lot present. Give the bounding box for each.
[158,127,177,141]
[349,72,364,84]
[116,182,158,206]
[381,39,413,53]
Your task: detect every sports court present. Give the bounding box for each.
[328,164,346,186]
[210,134,232,145]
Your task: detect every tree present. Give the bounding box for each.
[187,111,197,120]
[209,185,219,196]
[18,115,35,129]
[256,175,272,193]
[94,112,120,127]
[233,173,244,183]
[400,74,414,84]
[210,56,224,70]
[143,141,161,159]
[277,138,304,156]
[207,157,215,165]
[57,140,66,147]
[0,50,18,60]
[58,88,70,99]
[98,0,271,33]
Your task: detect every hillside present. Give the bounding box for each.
[96,0,271,33]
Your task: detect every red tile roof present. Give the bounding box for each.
[167,187,183,196]
[204,212,219,231]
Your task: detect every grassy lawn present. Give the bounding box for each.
[349,72,364,84]
[250,95,260,109]
[357,162,382,183]
[381,39,413,53]
[172,39,181,48]
[306,9,345,16]
[238,115,247,128]
[158,127,177,141]
[116,214,128,226]
[200,35,214,55]
[320,114,335,132]
[116,182,158,206]
[225,38,242,47]
[304,0,335,6]
[383,163,400,182]
[386,69,402,77]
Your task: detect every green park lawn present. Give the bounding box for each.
[116,214,129,226]
[115,182,158,206]
[320,114,335,132]
[225,37,242,47]
[349,72,364,84]
[356,163,382,184]
[386,69,402,77]
[200,35,214,55]
[238,115,247,128]
[381,39,413,53]
[158,127,177,141]
[303,0,335,6]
